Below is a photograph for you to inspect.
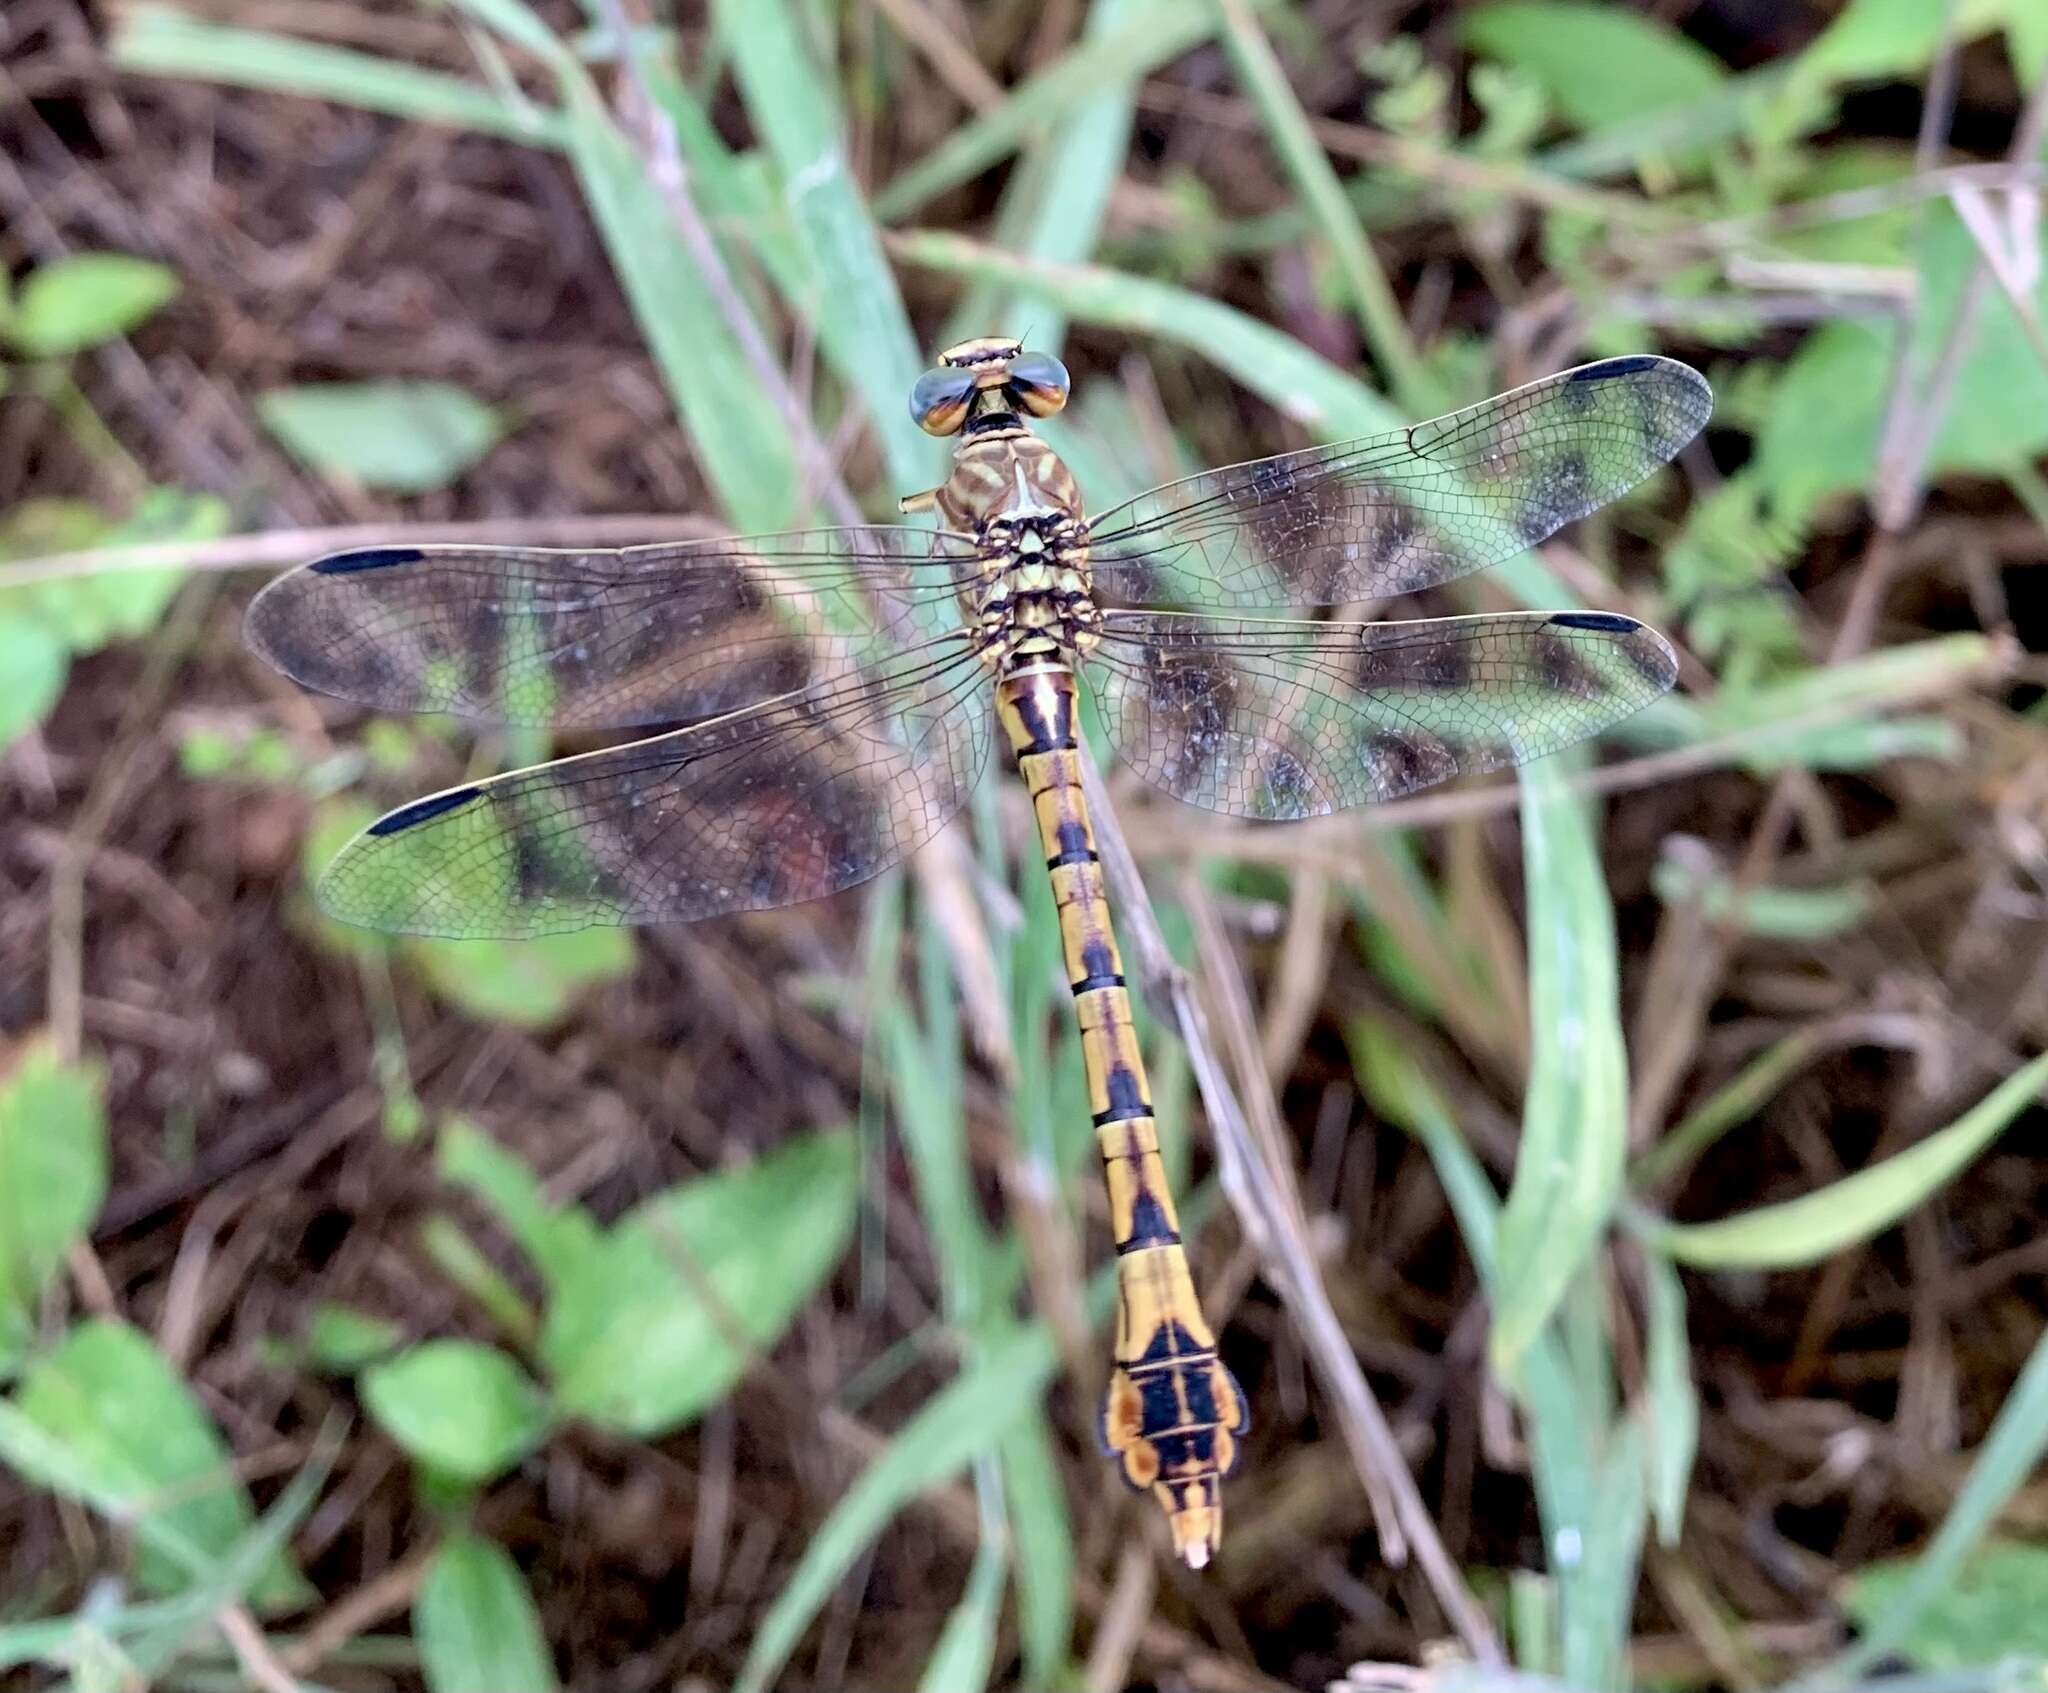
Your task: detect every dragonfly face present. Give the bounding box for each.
[246,338,1712,1567]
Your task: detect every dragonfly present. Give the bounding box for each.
[247,336,1711,1569]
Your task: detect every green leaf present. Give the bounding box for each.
[736,1320,1058,1693]
[544,1128,857,1435]
[111,6,571,146]
[1491,757,1626,1377]
[0,1042,106,1373]
[873,0,1235,221]
[4,1319,307,1607]
[361,1340,551,1484]
[558,75,797,533]
[404,928,635,1030]
[710,0,933,495]
[1820,1325,2048,1682]
[1797,0,2029,87]
[918,1532,1008,1693]
[436,1119,601,1295]
[1843,1542,2048,1672]
[257,381,506,495]
[303,1303,402,1372]
[5,255,179,356]
[0,623,69,753]
[417,1533,559,1693]
[1754,210,2048,524]
[0,489,223,669]
[1639,1250,1697,1546]
[1462,4,1728,133]
[999,1414,1074,1689]
[1647,1052,2048,1269]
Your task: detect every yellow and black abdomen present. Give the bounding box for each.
[994,657,1248,1568]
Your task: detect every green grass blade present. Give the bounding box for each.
[998,1411,1074,1688]
[950,0,1147,354]
[709,0,936,493]
[1802,1322,2048,1687]
[1491,756,1627,1378]
[733,1322,1058,1693]
[1629,1027,1824,1191]
[558,77,798,530]
[1352,1018,1624,1675]
[872,0,1236,221]
[1642,1051,2048,1270]
[917,1527,1009,1693]
[1215,0,1433,410]
[1639,1248,1698,1547]
[110,6,568,145]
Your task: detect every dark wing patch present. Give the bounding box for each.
[315,639,992,937]
[1084,356,1710,609]
[1085,609,1677,818]
[248,526,982,731]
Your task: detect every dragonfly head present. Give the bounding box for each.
[912,338,1071,436]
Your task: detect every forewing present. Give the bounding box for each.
[1086,610,1675,818]
[1085,356,1710,608]
[317,639,992,937]
[246,525,980,730]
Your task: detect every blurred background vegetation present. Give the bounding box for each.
[4,1,2048,1689]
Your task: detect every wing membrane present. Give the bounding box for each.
[246,526,981,730]
[1084,357,1710,608]
[318,638,992,937]
[1086,610,1675,819]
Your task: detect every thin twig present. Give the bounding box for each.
[590,0,1013,1074]
[1077,741,1507,1667]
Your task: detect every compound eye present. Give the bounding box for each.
[1005,351,1070,418]
[910,366,976,436]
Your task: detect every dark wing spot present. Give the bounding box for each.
[310,546,426,575]
[1533,627,1602,699]
[367,785,484,835]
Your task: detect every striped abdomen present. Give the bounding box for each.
[994,657,1248,1569]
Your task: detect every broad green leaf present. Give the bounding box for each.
[1754,210,2048,524]
[544,1128,857,1435]
[404,928,635,1030]
[1843,1542,2048,1671]
[5,1319,306,1607]
[303,1303,402,1372]
[0,490,221,662]
[1649,1052,2048,1269]
[1798,0,2028,86]
[361,1340,551,1484]
[1492,756,1626,1377]
[1462,4,1727,133]
[5,255,179,356]
[417,1533,559,1693]
[258,381,506,495]
[436,1118,601,1294]
[735,1320,1057,1693]
[0,1041,106,1374]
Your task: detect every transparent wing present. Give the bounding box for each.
[246,525,983,730]
[317,638,992,937]
[1084,356,1710,608]
[1086,610,1675,819]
